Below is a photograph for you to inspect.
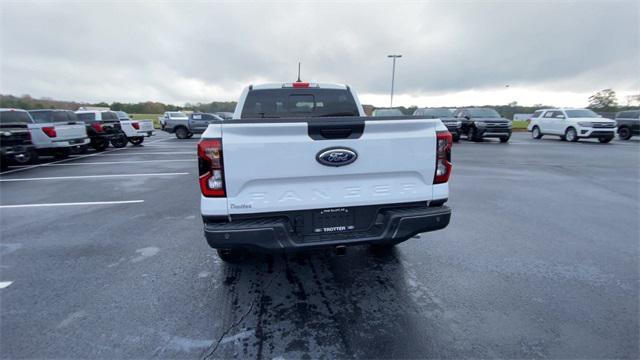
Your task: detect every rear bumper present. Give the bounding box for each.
[35,137,90,149]
[128,130,154,138]
[203,205,451,253]
[90,132,125,141]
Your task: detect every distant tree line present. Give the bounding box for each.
[2,88,637,118]
[0,94,238,114]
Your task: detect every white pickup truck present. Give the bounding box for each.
[199,82,452,262]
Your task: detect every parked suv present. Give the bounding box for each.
[614,110,639,140]
[527,108,616,143]
[453,107,512,142]
[0,109,36,170]
[75,110,127,151]
[27,110,89,157]
[413,107,462,142]
[164,112,223,139]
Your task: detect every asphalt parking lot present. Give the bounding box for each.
[1,132,638,359]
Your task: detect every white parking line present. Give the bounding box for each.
[0,281,13,289]
[0,200,145,208]
[0,172,189,182]
[41,159,196,166]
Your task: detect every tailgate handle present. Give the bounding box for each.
[320,128,352,139]
[308,120,364,140]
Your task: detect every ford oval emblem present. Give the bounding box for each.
[316,147,358,167]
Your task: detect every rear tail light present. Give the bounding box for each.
[434,131,452,184]
[91,123,104,133]
[131,122,140,130]
[198,138,226,197]
[42,126,57,138]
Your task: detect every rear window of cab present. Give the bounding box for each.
[0,110,32,124]
[241,88,359,118]
[29,110,78,123]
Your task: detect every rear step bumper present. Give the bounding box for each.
[203,205,451,253]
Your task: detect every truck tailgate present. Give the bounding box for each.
[54,123,87,140]
[221,117,439,215]
[28,123,87,141]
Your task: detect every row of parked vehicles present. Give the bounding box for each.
[0,109,154,170]
[373,107,639,143]
[374,107,513,142]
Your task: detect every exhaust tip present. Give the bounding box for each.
[335,245,346,256]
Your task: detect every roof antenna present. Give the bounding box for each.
[296,62,301,82]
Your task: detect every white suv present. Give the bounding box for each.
[527,108,616,143]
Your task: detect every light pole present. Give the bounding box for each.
[387,54,402,107]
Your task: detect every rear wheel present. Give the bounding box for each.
[618,127,632,140]
[91,138,109,151]
[14,150,36,164]
[598,137,613,143]
[565,127,578,142]
[110,136,128,148]
[452,133,460,143]
[129,137,144,146]
[531,126,542,139]
[216,249,245,263]
[175,127,189,139]
[0,156,7,171]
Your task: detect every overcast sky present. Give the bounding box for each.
[1,0,638,107]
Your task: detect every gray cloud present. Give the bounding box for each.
[1,0,638,105]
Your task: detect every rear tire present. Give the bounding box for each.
[565,127,578,142]
[216,249,245,263]
[13,149,37,165]
[618,127,632,140]
[531,126,542,139]
[598,137,613,143]
[0,156,7,171]
[452,133,460,143]
[175,127,189,139]
[129,137,144,146]
[110,136,128,148]
[91,138,109,151]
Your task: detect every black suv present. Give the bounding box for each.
[453,107,512,142]
[0,109,36,170]
[615,110,639,140]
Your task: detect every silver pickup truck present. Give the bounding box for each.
[162,112,223,139]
